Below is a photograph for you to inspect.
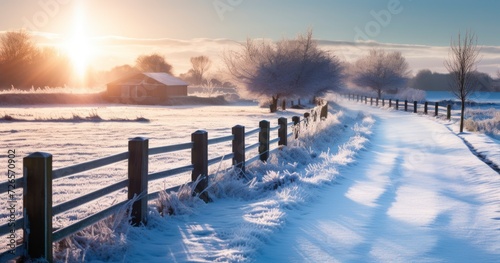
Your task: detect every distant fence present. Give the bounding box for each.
[0,103,329,262]
[342,94,452,119]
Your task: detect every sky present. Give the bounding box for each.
[0,0,499,76]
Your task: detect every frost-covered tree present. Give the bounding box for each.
[445,30,480,133]
[190,56,212,85]
[223,30,343,112]
[350,49,410,99]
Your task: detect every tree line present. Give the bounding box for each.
[2,29,498,117]
[409,69,498,92]
[0,30,220,90]
[0,30,72,88]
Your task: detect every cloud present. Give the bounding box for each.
[319,40,500,76]
[87,36,243,75]
[2,31,499,76]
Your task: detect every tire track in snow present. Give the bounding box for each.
[455,133,500,175]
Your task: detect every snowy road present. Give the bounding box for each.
[70,101,500,263]
[255,102,500,262]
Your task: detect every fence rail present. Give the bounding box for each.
[52,152,130,180]
[0,103,328,262]
[343,94,453,119]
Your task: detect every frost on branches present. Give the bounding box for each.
[350,49,410,99]
[223,30,343,112]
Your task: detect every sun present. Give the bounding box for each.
[65,3,94,83]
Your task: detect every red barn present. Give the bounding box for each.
[106,72,188,104]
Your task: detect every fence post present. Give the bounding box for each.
[282,99,286,111]
[23,152,53,262]
[376,98,379,106]
[382,98,385,107]
[396,100,399,110]
[191,130,210,202]
[370,97,373,105]
[303,112,310,126]
[424,102,428,114]
[404,100,408,111]
[278,117,287,147]
[365,96,367,104]
[447,105,451,120]
[292,116,300,139]
[232,125,245,174]
[389,99,392,108]
[413,101,417,113]
[128,137,149,226]
[320,102,328,119]
[435,102,439,116]
[259,120,270,162]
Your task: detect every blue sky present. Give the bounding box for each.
[2,0,499,45]
[1,0,499,74]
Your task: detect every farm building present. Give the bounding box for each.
[106,72,188,104]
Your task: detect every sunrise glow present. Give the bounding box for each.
[65,3,93,82]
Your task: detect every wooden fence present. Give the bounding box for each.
[0,103,328,262]
[343,94,452,119]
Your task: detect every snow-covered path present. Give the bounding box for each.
[255,102,500,262]
[74,101,500,263]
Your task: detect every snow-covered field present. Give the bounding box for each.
[1,96,499,262]
[426,91,500,104]
[427,91,500,140]
[0,102,309,222]
[0,101,319,259]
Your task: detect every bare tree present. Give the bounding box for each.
[0,30,37,87]
[201,78,218,97]
[0,30,72,88]
[0,30,36,64]
[190,56,212,85]
[350,49,410,99]
[444,30,480,133]
[135,53,173,74]
[223,30,343,112]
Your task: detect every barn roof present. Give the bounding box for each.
[143,72,188,86]
[108,72,188,86]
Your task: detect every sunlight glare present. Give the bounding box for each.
[65,3,93,82]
